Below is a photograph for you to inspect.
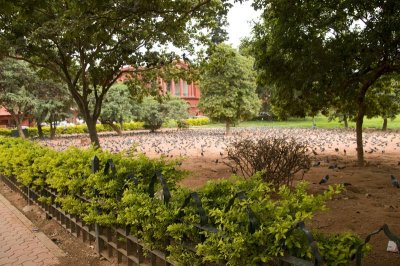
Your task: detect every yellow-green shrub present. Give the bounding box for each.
[0,136,369,265]
[185,117,210,126]
[0,128,11,136]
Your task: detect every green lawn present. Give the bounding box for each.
[197,115,400,130]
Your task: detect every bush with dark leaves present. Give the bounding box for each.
[225,138,311,187]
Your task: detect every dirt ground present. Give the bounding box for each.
[9,128,400,264]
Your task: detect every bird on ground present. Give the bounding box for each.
[328,163,337,169]
[390,175,400,188]
[312,161,320,167]
[319,175,329,185]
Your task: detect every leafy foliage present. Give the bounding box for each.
[134,96,189,132]
[0,137,184,226]
[0,118,211,137]
[250,0,400,165]
[0,0,231,146]
[0,58,37,137]
[199,44,260,134]
[99,84,138,134]
[225,138,311,187]
[185,117,210,126]
[0,137,369,265]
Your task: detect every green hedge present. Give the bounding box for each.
[0,122,145,137]
[0,119,212,137]
[185,117,210,126]
[0,128,11,137]
[0,137,369,265]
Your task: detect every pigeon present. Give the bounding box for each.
[390,175,400,188]
[319,175,329,185]
[313,161,320,167]
[312,150,318,156]
[328,163,337,169]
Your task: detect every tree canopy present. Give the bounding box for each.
[0,58,37,137]
[134,96,189,132]
[251,0,400,165]
[0,0,232,147]
[100,83,136,135]
[199,43,260,134]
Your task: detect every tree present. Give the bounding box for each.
[198,44,260,135]
[251,0,400,166]
[134,96,189,132]
[365,75,400,130]
[0,0,231,148]
[164,97,190,121]
[32,74,72,139]
[100,83,136,135]
[0,58,36,137]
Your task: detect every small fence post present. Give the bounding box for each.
[91,155,102,255]
[27,184,31,205]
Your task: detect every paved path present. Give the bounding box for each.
[0,193,63,266]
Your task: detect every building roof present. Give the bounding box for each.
[0,107,11,116]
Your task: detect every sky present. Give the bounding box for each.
[226,1,261,48]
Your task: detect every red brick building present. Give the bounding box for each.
[117,64,201,116]
[0,107,31,128]
[0,107,11,128]
[160,79,201,115]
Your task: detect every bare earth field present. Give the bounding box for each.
[36,127,400,265]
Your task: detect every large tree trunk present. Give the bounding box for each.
[356,91,368,166]
[343,114,348,128]
[119,118,124,132]
[354,65,389,166]
[382,117,388,131]
[37,122,44,138]
[355,110,364,166]
[70,91,102,148]
[49,121,56,139]
[225,121,231,135]
[103,121,122,136]
[12,114,26,138]
[86,117,100,148]
[16,121,25,138]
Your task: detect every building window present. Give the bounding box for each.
[166,80,172,93]
[175,80,180,96]
[182,80,189,96]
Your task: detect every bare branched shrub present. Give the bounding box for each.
[225,138,311,187]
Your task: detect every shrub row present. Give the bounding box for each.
[185,117,210,126]
[0,122,145,137]
[0,137,369,265]
[0,118,210,137]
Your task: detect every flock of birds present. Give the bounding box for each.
[39,127,400,188]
